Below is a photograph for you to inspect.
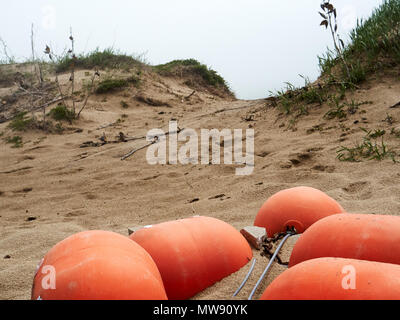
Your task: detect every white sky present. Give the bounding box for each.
[0,0,383,99]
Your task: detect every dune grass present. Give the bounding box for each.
[5,136,23,148]
[48,105,76,122]
[154,59,230,89]
[319,0,400,84]
[8,112,33,131]
[337,128,397,162]
[56,48,143,73]
[272,0,400,121]
[95,74,140,94]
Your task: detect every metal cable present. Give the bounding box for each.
[233,258,257,297]
[248,233,294,300]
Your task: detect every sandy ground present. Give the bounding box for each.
[1,69,400,300]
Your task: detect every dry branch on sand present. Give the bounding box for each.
[135,94,172,108]
[121,127,185,161]
[390,101,400,109]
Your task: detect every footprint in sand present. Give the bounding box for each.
[167,172,181,178]
[343,181,369,194]
[13,188,33,194]
[85,193,97,200]
[257,151,271,158]
[289,147,326,167]
[342,181,373,200]
[142,174,162,181]
[289,152,313,166]
[0,166,34,175]
[19,155,35,162]
[64,210,89,218]
[209,194,230,201]
[24,145,50,153]
[307,147,324,152]
[312,165,336,173]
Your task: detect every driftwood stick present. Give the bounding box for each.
[30,97,64,112]
[14,83,46,97]
[121,141,155,161]
[185,90,196,100]
[121,128,184,161]
[54,75,69,109]
[76,70,99,118]
[97,123,114,130]
[390,101,400,109]
[124,135,146,142]
[213,103,260,115]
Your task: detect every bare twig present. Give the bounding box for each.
[76,69,100,118]
[185,90,196,100]
[69,29,76,114]
[124,135,147,142]
[14,84,48,97]
[390,101,400,109]
[319,1,351,81]
[44,45,70,109]
[121,141,156,161]
[96,123,115,130]
[121,128,184,160]
[196,102,261,119]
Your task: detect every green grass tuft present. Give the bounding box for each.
[337,128,397,162]
[271,77,328,116]
[120,100,129,109]
[95,78,129,94]
[154,59,229,88]
[8,112,33,131]
[48,105,75,122]
[56,48,143,73]
[6,136,23,148]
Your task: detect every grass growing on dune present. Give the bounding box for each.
[271,76,329,116]
[272,0,400,126]
[8,112,33,132]
[95,74,141,94]
[48,105,76,123]
[319,0,400,83]
[337,128,397,162]
[154,59,230,89]
[5,136,23,148]
[56,48,143,73]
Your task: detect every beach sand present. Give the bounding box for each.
[1,68,400,300]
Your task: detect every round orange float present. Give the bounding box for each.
[290,213,400,267]
[261,258,400,300]
[129,216,253,300]
[31,231,167,300]
[254,186,345,237]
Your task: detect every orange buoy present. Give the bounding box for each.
[261,258,400,300]
[254,186,344,237]
[290,213,400,267]
[129,216,253,300]
[31,231,167,300]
